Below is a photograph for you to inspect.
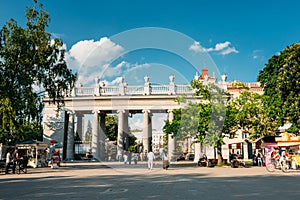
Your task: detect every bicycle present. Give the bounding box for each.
[15,157,28,174]
[266,157,289,173]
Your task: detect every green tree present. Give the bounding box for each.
[191,80,227,165]
[164,79,228,165]
[105,115,118,141]
[163,109,181,138]
[0,0,77,144]
[0,98,16,144]
[230,91,278,140]
[258,43,300,132]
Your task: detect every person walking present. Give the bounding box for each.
[11,148,18,174]
[123,151,128,164]
[5,149,12,174]
[128,151,132,165]
[147,150,155,170]
[162,153,169,170]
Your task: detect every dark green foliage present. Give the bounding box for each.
[105,115,118,141]
[258,43,300,132]
[0,1,77,144]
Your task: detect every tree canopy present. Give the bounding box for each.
[229,91,279,140]
[258,43,300,132]
[0,0,77,144]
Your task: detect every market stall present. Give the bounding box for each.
[275,132,300,170]
[16,140,48,168]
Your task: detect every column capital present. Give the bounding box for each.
[66,110,75,116]
[142,109,151,113]
[167,109,173,113]
[75,112,84,117]
[92,110,100,114]
[117,109,126,114]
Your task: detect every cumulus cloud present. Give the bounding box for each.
[65,37,124,85]
[68,37,123,67]
[215,41,230,51]
[65,37,156,86]
[102,61,130,78]
[189,41,239,55]
[111,76,125,85]
[220,47,239,55]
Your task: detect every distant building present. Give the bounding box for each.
[132,130,164,153]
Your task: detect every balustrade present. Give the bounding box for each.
[71,83,195,97]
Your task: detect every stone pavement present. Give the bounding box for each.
[1,161,300,200]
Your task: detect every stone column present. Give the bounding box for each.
[243,142,249,159]
[66,112,75,160]
[168,109,176,161]
[142,109,152,152]
[194,143,201,162]
[187,137,192,153]
[99,112,106,161]
[117,110,125,161]
[92,110,100,160]
[123,110,129,150]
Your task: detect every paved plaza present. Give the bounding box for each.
[1,162,300,200]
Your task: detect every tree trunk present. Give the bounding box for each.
[217,147,223,165]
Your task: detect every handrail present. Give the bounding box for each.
[71,84,195,97]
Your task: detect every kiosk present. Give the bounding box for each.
[16,140,48,168]
[275,132,300,170]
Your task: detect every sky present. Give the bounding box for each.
[2,0,300,85]
[1,0,300,130]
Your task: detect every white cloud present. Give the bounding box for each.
[65,37,157,86]
[152,114,167,131]
[68,37,123,67]
[220,47,239,55]
[130,116,143,130]
[66,37,124,85]
[215,41,230,51]
[127,63,151,73]
[189,41,213,53]
[189,41,239,55]
[111,76,125,85]
[102,61,130,78]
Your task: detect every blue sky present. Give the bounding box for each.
[2,0,300,131]
[1,0,300,85]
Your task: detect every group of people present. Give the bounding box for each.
[5,148,28,174]
[146,150,170,170]
[252,152,264,167]
[118,149,170,170]
[123,151,139,165]
[146,150,169,170]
